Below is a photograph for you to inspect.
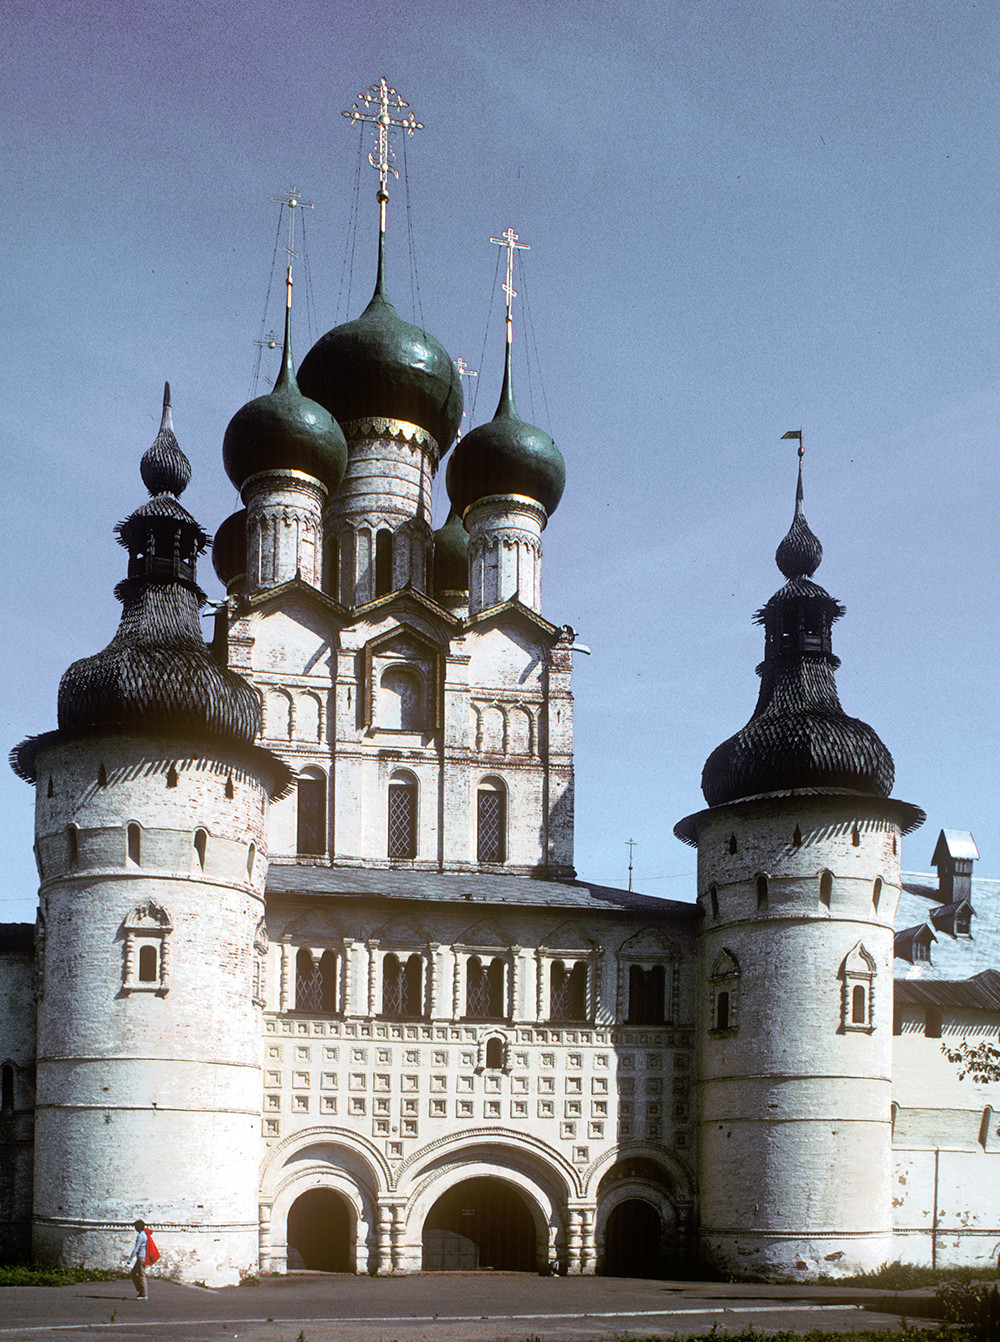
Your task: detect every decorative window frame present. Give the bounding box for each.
[362,626,442,731]
[709,948,740,1035]
[122,903,172,995]
[476,775,509,866]
[841,942,876,1033]
[377,946,427,1019]
[252,918,268,1008]
[477,1031,511,1074]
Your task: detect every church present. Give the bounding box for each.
[1,98,998,1286]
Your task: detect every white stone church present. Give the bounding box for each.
[1,155,998,1287]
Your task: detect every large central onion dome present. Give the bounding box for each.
[223,300,347,493]
[446,341,565,518]
[296,233,463,452]
[699,461,895,807]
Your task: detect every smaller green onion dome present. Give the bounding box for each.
[212,509,248,587]
[297,232,463,452]
[446,341,565,518]
[223,303,348,493]
[432,508,469,596]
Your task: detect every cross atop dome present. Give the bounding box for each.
[343,78,423,234]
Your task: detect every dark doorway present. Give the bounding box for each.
[287,1189,352,1272]
[422,1177,537,1271]
[603,1198,661,1278]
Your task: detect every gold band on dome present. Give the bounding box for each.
[341,417,437,453]
[461,492,549,522]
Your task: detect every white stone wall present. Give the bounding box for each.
[243,470,327,593]
[694,798,902,1279]
[256,898,697,1274]
[29,734,273,1286]
[892,1002,1000,1268]
[0,932,36,1260]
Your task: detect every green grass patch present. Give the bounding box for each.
[0,1263,122,1287]
[830,1260,1000,1290]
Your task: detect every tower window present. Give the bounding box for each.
[297,774,326,856]
[122,903,172,994]
[127,823,141,867]
[477,780,507,864]
[792,825,802,848]
[247,842,256,881]
[841,942,875,1031]
[138,944,158,983]
[485,1037,505,1069]
[727,833,738,854]
[851,983,867,1024]
[710,949,740,1035]
[1,1064,13,1112]
[755,874,768,910]
[193,828,208,870]
[873,877,883,912]
[66,825,79,868]
[716,989,730,1031]
[709,884,719,919]
[820,870,833,909]
[166,764,179,788]
[388,778,417,859]
[375,528,393,597]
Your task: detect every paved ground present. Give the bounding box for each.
[0,1273,940,1342]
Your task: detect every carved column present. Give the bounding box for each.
[279,942,291,1012]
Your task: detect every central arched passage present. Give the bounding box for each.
[287,1188,352,1271]
[422,1177,537,1271]
[603,1198,661,1278]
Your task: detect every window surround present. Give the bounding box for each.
[841,942,876,1033]
[709,949,740,1035]
[122,903,172,995]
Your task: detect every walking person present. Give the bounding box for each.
[124,1219,149,1300]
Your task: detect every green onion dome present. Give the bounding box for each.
[446,342,565,518]
[700,462,894,808]
[432,508,469,597]
[212,509,247,588]
[223,305,348,493]
[296,234,463,452]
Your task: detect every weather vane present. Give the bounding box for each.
[343,78,423,231]
[781,428,805,462]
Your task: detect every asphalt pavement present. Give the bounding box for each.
[0,1271,940,1342]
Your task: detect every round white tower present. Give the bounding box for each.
[675,454,923,1281]
[12,388,292,1286]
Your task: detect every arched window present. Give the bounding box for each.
[1,1063,13,1112]
[710,949,740,1034]
[66,825,79,868]
[194,828,208,870]
[382,952,423,1017]
[297,771,326,856]
[375,528,393,597]
[247,842,256,881]
[466,955,505,1019]
[127,823,141,866]
[485,1037,505,1069]
[820,870,833,908]
[388,774,417,859]
[841,942,875,1031]
[550,960,588,1022]
[852,983,867,1024]
[477,778,507,864]
[138,944,158,983]
[709,883,719,919]
[626,964,665,1026]
[755,874,768,910]
[380,667,424,730]
[295,948,338,1014]
[873,877,883,912]
[716,989,730,1031]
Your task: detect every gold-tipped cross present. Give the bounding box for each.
[455,358,478,440]
[343,78,423,228]
[271,186,314,305]
[490,228,530,318]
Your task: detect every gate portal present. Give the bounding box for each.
[287,1188,352,1272]
[422,1176,537,1271]
[603,1198,662,1278]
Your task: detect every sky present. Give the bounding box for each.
[2,0,998,925]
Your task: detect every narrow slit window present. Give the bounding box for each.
[138,944,158,983]
[127,823,141,866]
[194,828,208,870]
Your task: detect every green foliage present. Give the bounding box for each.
[937,1278,1000,1339]
[942,1038,1000,1084]
[832,1260,999,1289]
[0,1263,121,1287]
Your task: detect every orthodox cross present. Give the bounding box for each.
[455,358,478,439]
[781,428,805,462]
[343,78,423,231]
[627,837,636,893]
[271,186,314,304]
[490,228,530,329]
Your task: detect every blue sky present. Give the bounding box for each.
[2,0,998,922]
